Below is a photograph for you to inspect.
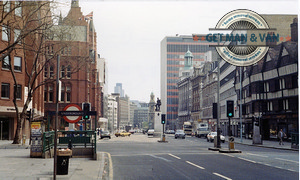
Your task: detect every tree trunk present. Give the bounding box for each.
[12,118,23,144]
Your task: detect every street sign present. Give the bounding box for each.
[62,104,82,123]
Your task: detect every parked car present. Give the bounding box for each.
[175,130,185,139]
[147,129,155,136]
[115,131,131,137]
[100,130,111,139]
[207,132,225,143]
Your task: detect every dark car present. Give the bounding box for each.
[175,130,185,139]
[100,130,111,139]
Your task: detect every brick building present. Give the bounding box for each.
[44,0,101,131]
[0,1,50,140]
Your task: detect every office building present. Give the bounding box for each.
[160,35,215,129]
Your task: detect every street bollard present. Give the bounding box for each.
[22,135,26,145]
[229,136,234,150]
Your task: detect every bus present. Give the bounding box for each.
[183,122,193,136]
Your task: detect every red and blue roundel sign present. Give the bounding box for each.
[62,104,82,123]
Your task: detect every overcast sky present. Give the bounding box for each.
[61,0,298,102]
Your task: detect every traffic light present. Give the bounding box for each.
[26,110,31,121]
[161,114,166,124]
[83,103,90,119]
[227,100,234,117]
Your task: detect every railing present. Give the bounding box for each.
[42,130,97,157]
[42,131,55,155]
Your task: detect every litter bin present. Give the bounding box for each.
[229,136,234,150]
[57,149,72,175]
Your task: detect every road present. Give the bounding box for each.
[98,133,299,180]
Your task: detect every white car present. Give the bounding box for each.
[147,129,155,136]
[207,132,225,143]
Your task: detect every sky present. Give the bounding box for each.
[60,0,299,102]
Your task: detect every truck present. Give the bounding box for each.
[183,122,193,136]
[195,123,209,138]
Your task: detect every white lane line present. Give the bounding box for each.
[186,161,205,169]
[148,154,171,162]
[168,154,181,159]
[275,158,298,163]
[238,157,257,163]
[221,153,235,158]
[213,172,232,180]
[246,153,268,158]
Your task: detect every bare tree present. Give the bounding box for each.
[0,1,88,144]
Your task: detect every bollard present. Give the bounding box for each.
[22,134,26,145]
[229,136,234,150]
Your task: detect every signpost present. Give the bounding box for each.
[62,104,82,123]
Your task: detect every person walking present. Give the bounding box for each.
[278,129,286,145]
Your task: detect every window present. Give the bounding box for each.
[264,82,269,92]
[1,83,10,98]
[67,65,71,78]
[279,78,285,89]
[61,65,65,77]
[44,65,48,78]
[3,0,10,12]
[14,57,21,71]
[48,85,53,102]
[61,84,65,102]
[66,85,71,102]
[2,56,9,69]
[14,29,21,43]
[15,84,22,99]
[283,99,289,110]
[49,65,54,78]
[267,101,273,111]
[15,1,22,16]
[2,26,10,41]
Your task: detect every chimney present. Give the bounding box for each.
[290,18,298,42]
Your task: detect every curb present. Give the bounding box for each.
[233,141,299,151]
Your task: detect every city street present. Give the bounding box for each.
[98,133,299,180]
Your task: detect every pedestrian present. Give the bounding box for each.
[278,129,286,145]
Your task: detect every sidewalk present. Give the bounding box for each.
[225,136,299,151]
[0,139,109,180]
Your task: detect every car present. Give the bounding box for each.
[175,130,185,139]
[100,130,111,139]
[207,132,225,143]
[115,131,131,137]
[169,130,175,134]
[147,129,155,136]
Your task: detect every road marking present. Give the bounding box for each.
[148,154,171,162]
[168,154,181,159]
[238,157,257,163]
[275,158,298,163]
[186,161,205,169]
[246,153,268,158]
[221,153,234,158]
[213,172,232,180]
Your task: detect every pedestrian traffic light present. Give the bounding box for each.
[161,114,166,124]
[227,100,234,117]
[83,103,90,119]
[26,110,31,121]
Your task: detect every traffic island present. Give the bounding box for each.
[158,134,168,143]
[219,148,242,153]
[208,147,220,151]
[219,137,242,153]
